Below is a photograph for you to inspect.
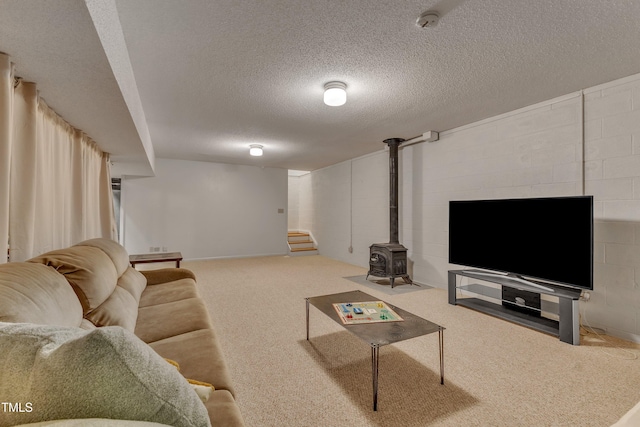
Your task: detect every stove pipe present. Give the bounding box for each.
[384,138,404,244]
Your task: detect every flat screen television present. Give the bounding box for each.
[449,195,593,290]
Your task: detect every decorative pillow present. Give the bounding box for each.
[164,358,215,403]
[13,420,174,426]
[79,319,97,330]
[188,381,215,404]
[0,323,211,427]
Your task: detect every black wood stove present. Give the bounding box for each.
[367,138,413,288]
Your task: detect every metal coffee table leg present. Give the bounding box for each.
[305,298,310,341]
[439,328,444,385]
[371,344,380,411]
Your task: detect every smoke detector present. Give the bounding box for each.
[416,12,439,28]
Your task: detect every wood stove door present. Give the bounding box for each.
[369,252,387,277]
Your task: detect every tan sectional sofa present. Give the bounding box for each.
[0,238,245,427]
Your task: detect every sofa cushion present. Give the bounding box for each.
[0,322,211,427]
[85,286,139,332]
[83,266,148,331]
[118,266,148,303]
[139,278,199,308]
[0,263,82,327]
[74,238,130,277]
[28,246,118,315]
[149,329,235,396]
[141,268,197,286]
[135,298,213,343]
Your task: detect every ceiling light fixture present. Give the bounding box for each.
[324,81,347,106]
[249,144,263,156]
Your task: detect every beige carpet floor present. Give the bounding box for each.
[180,255,640,427]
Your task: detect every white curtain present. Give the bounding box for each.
[0,55,13,264]
[1,52,116,262]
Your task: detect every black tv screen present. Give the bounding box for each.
[449,196,593,290]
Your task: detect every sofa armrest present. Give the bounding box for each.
[140,268,196,285]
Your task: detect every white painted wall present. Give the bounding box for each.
[287,175,300,231]
[122,158,288,260]
[296,152,389,265]
[299,73,640,342]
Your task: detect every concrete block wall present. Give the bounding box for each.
[582,75,640,340]
[402,93,584,289]
[298,72,640,342]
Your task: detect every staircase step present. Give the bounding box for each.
[289,240,314,245]
[288,235,312,243]
[287,231,316,255]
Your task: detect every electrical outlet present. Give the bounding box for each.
[154,246,160,252]
[149,246,154,252]
[162,246,167,252]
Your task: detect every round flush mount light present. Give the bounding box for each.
[323,81,347,106]
[416,11,439,28]
[249,144,263,156]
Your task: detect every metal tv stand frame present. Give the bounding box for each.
[448,270,582,345]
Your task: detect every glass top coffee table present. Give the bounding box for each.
[305,290,444,411]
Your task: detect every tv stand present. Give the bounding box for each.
[469,271,555,293]
[448,270,582,345]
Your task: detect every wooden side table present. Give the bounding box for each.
[129,252,183,269]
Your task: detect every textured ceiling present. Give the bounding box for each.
[1,0,640,174]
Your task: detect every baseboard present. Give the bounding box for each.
[185,252,289,262]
